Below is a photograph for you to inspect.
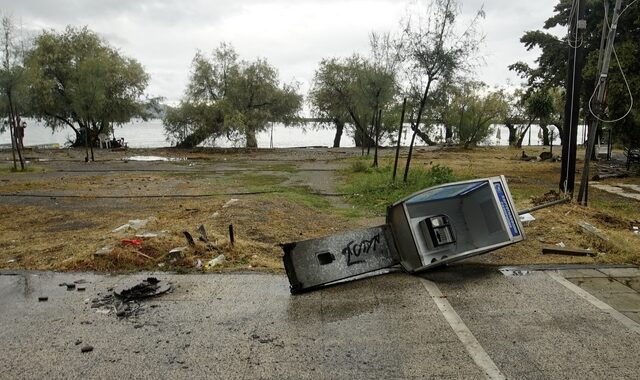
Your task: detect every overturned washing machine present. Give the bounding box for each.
[282,176,525,293]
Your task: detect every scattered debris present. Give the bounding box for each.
[520,151,536,161]
[135,231,165,238]
[212,212,220,219]
[136,252,153,260]
[168,247,188,260]
[578,221,609,242]
[112,224,130,233]
[228,224,235,245]
[94,245,114,256]
[128,219,151,230]
[197,224,208,242]
[77,286,86,292]
[223,198,239,208]
[499,267,531,276]
[542,245,595,257]
[205,254,226,270]
[121,239,142,246]
[66,284,76,291]
[92,278,170,319]
[531,190,561,206]
[114,277,172,301]
[183,231,196,247]
[519,213,535,223]
[195,259,203,269]
[556,242,566,248]
[6,259,16,263]
[251,333,278,344]
[81,345,94,353]
[91,293,142,318]
[591,164,631,180]
[539,151,554,161]
[111,218,157,233]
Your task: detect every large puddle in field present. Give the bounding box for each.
[124,156,188,162]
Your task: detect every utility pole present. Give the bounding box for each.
[559,0,587,196]
[577,0,624,205]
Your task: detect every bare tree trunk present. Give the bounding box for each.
[332,118,344,148]
[445,126,453,141]
[7,117,17,171]
[541,125,550,146]
[515,120,534,148]
[373,109,381,168]
[393,98,407,182]
[505,122,518,147]
[8,97,24,170]
[366,111,375,156]
[403,126,418,183]
[82,123,90,162]
[245,128,258,148]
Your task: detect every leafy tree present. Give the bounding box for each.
[309,56,393,149]
[503,88,555,148]
[309,33,399,151]
[25,26,149,161]
[442,81,508,148]
[400,0,484,180]
[166,43,302,148]
[510,0,640,148]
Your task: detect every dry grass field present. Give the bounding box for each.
[0,145,638,273]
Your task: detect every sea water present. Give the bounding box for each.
[0,118,578,149]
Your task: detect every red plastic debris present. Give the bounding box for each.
[121,239,143,246]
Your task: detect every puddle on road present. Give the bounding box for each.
[124,156,188,162]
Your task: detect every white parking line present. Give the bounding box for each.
[547,271,640,334]
[420,278,506,380]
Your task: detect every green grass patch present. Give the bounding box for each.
[0,164,47,173]
[340,163,458,215]
[233,172,289,192]
[279,187,333,210]
[262,163,297,173]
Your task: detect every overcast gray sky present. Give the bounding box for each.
[3,0,561,105]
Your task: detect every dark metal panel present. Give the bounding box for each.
[282,225,399,293]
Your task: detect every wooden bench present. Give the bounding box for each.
[625,147,640,170]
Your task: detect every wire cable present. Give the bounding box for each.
[587,0,636,123]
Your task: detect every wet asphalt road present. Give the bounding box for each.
[1,264,639,380]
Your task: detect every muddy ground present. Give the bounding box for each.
[1,146,639,272]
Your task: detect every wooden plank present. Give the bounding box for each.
[542,245,595,257]
[578,221,610,242]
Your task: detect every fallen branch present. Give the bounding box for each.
[136,251,153,260]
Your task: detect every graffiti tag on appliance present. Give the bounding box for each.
[341,233,381,266]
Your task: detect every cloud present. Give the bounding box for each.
[3,0,560,102]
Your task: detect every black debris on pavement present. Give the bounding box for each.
[91,293,142,319]
[81,345,94,353]
[90,278,171,319]
[114,277,171,301]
